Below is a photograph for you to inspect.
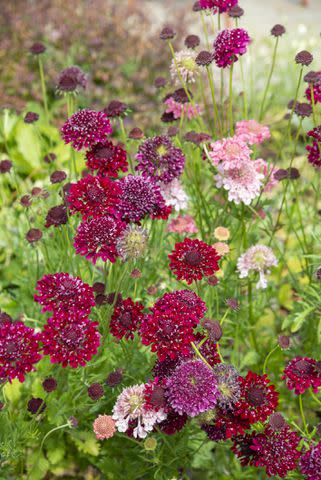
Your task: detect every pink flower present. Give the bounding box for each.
[160,179,189,212]
[208,136,252,167]
[164,97,201,120]
[167,214,198,234]
[237,244,278,289]
[236,120,271,145]
[93,415,116,440]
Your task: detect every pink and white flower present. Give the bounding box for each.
[237,244,278,289]
[160,179,189,212]
[236,120,271,145]
[208,136,252,167]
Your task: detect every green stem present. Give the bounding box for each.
[40,423,70,450]
[259,37,279,121]
[310,389,321,407]
[191,342,212,369]
[229,63,234,134]
[262,345,279,374]
[206,66,223,137]
[299,394,308,435]
[239,56,248,119]
[119,118,134,172]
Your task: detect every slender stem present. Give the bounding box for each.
[310,389,321,407]
[262,345,279,374]
[119,118,134,172]
[229,64,234,134]
[287,65,303,138]
[206,66,223,136]
[259,38,279,121]
[40,423,70,450]
[200,12,210,50]
[191,342,212,369]
[299,394,308,435]
[38,57,49,123]
[67,95,77,177]
[239,56,248,119]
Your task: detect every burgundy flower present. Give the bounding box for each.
[232,433,261,466]
[88,383,104,400]
[152,357,184,380]
[213,28,251,68]
[26,228,42,243]
[215,409,251,438]
[67,175,121,220]
[0,160,12,174]
[42,377,57,393]
[103,100,128,118]
[140,308,198,361]
[169,238,220,284]
[158,409,187,435]
[106,368,124,387]
[185,34,200,49]
[57,66,87,93]
[50,170,67,184]
[0,320,41,382]
[152,290,206,321]
[45,205,68,228]
[85,140,128,177]
[110,298,145,340]
[27,397,46,414]
[61,109,112,151]
[234,372,279,424]
[41,312,100,368]
[74,215,125,264]
[24,112,39,124]
[34,272,95,315]
[282,356,321,394]
[306,141,321,168]
[144,378,168,412]
[118,175,171,223]
[136,136,185,184]
[29,42,46,55]
[306,79,321,104]
[300,441,321,479]
[194,335,221,367]
[271,24,286,37]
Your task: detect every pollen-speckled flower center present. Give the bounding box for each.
[118,312,132,328]
[5,341,18,356]
[181,57,197,71]
[63,330,80,347]
[246,386,265,406]
[252,251,267,267]
[157,144,169,157]
[87,185,105,202]
[128,393,144,413]
[162,321,176,336]
[95,146,114,159]
[190,376,198,386]
[294,360,314,375]
[185,249,203,266]
[226,144,242,156]
[219,382,233,398]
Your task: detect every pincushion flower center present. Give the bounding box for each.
[157,144,168,157]
[119,312,132,328]
[294,360,314,375]
[87,185,104,202]
[226,143,241,156]
[246,386,265,406]
[184,249,203,266]
[95,146,113,159]
[128,394,143,413]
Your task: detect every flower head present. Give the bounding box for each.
[158,409,188,435]
[34,272,95,315]
[167,214,198,234]
[237,245,278,289]
[74,216,125,264]
[166,359,219,417]
[170,50,200,86]
[61,109,112,151]
[271,24,286,37]
[112,384,166,438]
[41,312,100,368]
[235,120,271,145]
[300,441,321,479]
[67,175,121,220]
[110,298,145,340]
[164,97,201,120]
[306,78,321,104]
[0,320,41,382]
[169,238,220,284]
[45,205,68,228]
[93,415,116,440]
[306,141,321,168]
[104,100,128,118]
[136,136,185,184]
[152,290,207,321]
[85,140,128,177]
[282,356,321,395]
[116,225,148,261]
[56,66,87,93]
[213,28,251,68]
[160,179,188,212]
[208,136,252,166]
[199,0,238,13]
[212,364,241,410]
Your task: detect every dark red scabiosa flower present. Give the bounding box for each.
[169,238,220,284]
[0,160,12,174]
[50,170,67,184]
[42,377,57,393]
[215,409,251,438]
[61,109,112,151]
[202,319,222,342]
[74,215,125,264]
[44,153,56,164]
[271,24,286,37]
[118,175,171,223]
[295,50,313,66]
[232,433,260,466]
[295,102,312,118]
[0,312,12,324]
[213,28,251,68]
[29,42,46,55]
[45,205,68,228]
[307,125,321,142]
[85,140,128,177]
[202,424,227,442]
[282,356,321,394]
[316,267,321,281]
[56,66,87,93]
[278,335,291,350]
[300,441,321,479]
[193,1,201,11]
[306,141,321,168]
[35,272,95,315]
[24,112,39,124]
[154,77,167,89]
[106,368,124,387]
[20,195,32,207]
[140,308,198,361]
[26,228,42,243]
[228,5,244,17]
[27,397,46,414]
[110,298,145,340]
[144,378,168,411]
[269,412,286,431]
[88,383,104,400]
[152,357,185,380]
[306,78,321,104]
[185,34,200,49]
[41,312,100,368]
[234,372,278,424]
[129,127,144,140]
[250,426,301,478]
[67,175,121,220]
[152,290,206,322]
[159,409,188,435]
[167,126,179,137]
[0,320,41,382]
[103,100,128,118]
[200,0,238,12]
[166,360,219,417]
[194,334,221,367]
[136,136,185,184]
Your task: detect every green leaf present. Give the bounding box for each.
[71,431,100,457]
[3,379,22,404]
[240,350,260,370]
[290,306,315,333]
[27,452,49,480]
[14,120,42,173]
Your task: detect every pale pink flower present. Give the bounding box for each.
[112,384,166,439]
[253,158,278,192]
[237,244,278,289]
[93,415,116,440]
[235,120,271,145]
[208,136,252,167]
[215,159,264,205]
[164,97,201,120]
[167,214,198,234]
[213,242,230,256]
[170,49,200,86]
[160,179,189,212]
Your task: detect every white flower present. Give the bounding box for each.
[160,179,189,212]
[237,245,278,289]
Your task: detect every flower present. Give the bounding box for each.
[215,410,251,438]
[306,78,321,104]
[213,29,251,68]
[74,216,125,264]
[196,336,221,367]
[295,50,313,66]
[116,225,148,261]
[93,415,116,440]
[118,175,171,223]
[213,242,229,256]
[88,383,104,400]
[112,384,166,439]
[29,42,46,55]
[140,308,198,361]
[67,175,121,220]
[41,312,100,368]
[0,159,12,174]
[50,170,67,184]
[110,298,145,340]
[185,34,200,49]
[34,272,95,315]
[306,141,321,168]
[27,397,46,414]
[282,356,321,395]
[106,369,124,387]
[250,426,301,478]
[202,423,227,442]
[214,227,230,241]
[167,214,198,234]
[170,50,200,85]
[228,5,244,17]
[152,290,207,321]
[0,320,41,382]
[24,112,39,124]
[269,412,286,431]
[56,66,87,93]
[42,377,57,393]
[234,372,278,424]
[164,97,201,120]
[169,238,220,284]
[158,409,188,435]
[160,27,176,40]
[160,179,189,212]
[235,120,271,145]
[61,109,112,151]
[103,100,128,118]
[208,136,252,166]
[300,441,321,479]
[271,24,286,37]
[136,136,185,184]
[85,140,128,177]
[199,0,238,12]
[45,205,68,228]
[202,319,222,342]
[237,245,278,289]
[166,360,219,417]
[253,158,278,192]
[129,127,144,139]
[26,228,42,243]
[144,378,168,411]
[212,364,241,410]
[195,50,214,67]
[232,433,261,466]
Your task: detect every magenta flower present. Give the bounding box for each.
[300,441,321,479]
[61,109,112,150]
[213,29,251,68]
[282,357,321,395]
[200,0,238,13]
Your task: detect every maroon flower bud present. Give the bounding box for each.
[295,50,313,66]
[147,286,158,295]
[106,369,124,387]
[172,88,193,104]
[93,282,105,294]
[228,5,244,18]
[31,187,42,197]
[50,170,67,184]
[69,416,78,428]
[167,126,179,137]
[295,102,312,118]
[278,335,291,350]
[26,228,42,243]
[128,127,144,140]
[106,292,123,307]
[104,100,128,118]
[24,112,39,124]
[193,1,201,12]
[27,397,46,414]
[160,27,176,40]
[271,24,286,37]
[20,195,32,207]
[202,319,223,342]
[304,71,320,84]
[196,51,213,67]
[130,269,142,279]
[88,383,104,401]
[154,77,167,89]
[29,42,46,55]
[95,294,108,306]
[207,275,219,286]
[0,160,12,174]
[0,312,12,323]
[226,298,240,311]
[185,34,200,49]
[42,377,57,393]
[44,153,56,164]
[45,205,68,228]
[315,267,321,280]
[161,112,176,123]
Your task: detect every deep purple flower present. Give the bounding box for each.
[24,112,39,124]
[0,160,12,174]
[50,170,67,184]
[45,205,68,228]
[213,28,251,68]
[57,66,87,93]
[283,356,321,394]
[103,100,128,118]
[300,441,321,479]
